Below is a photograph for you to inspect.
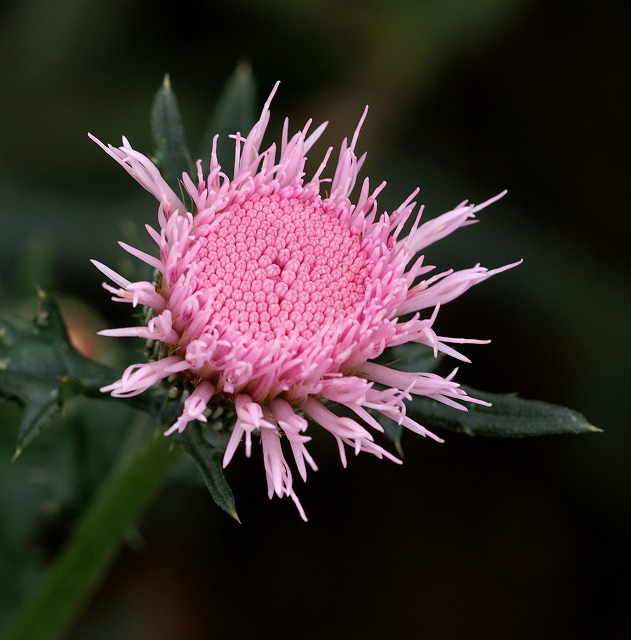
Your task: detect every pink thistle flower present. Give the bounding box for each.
[91,84,519,519]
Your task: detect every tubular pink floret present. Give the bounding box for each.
[404,205,477,255]
[101,356,189,398]
[359,362,478,410]
[93,84,518,518]
[224,394,276,464]
[126,282,167,311]
[91,259,167,310]
[301,397,390,467]
[271,398,318,482]
[164,381,216,436]
[398,262,515,316]
[90,259,130,288]
[98,310,179,343]
[88,133,184,214]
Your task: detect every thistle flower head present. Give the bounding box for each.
[91,84,518,519]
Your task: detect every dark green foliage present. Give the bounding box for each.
[407,386,598,438]
[151,75,194,185]
[376,345,597,451]
[197,62,257,169]
[173,423,239,521]
[0,291,117,454]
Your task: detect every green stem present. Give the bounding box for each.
[69,418,91,510]
[6,428,182,640]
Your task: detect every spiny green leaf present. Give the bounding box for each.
[406,386,599,438]
[173,422,239,521]
[198,62,257,168]
[150,74,193,185]
[0,291,118,453]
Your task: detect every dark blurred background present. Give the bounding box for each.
[0,0,629,638]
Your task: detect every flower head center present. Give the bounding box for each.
[194,193,369,340]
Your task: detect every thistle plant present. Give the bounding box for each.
[0,69,596,640]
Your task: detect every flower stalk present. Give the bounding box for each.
[6,425,181,640]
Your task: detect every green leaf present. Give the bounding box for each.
[406,386,599,438]
[198,62,257,168]
[150,74,193,184]
[173,422,239,521]
[0,291,118,453]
